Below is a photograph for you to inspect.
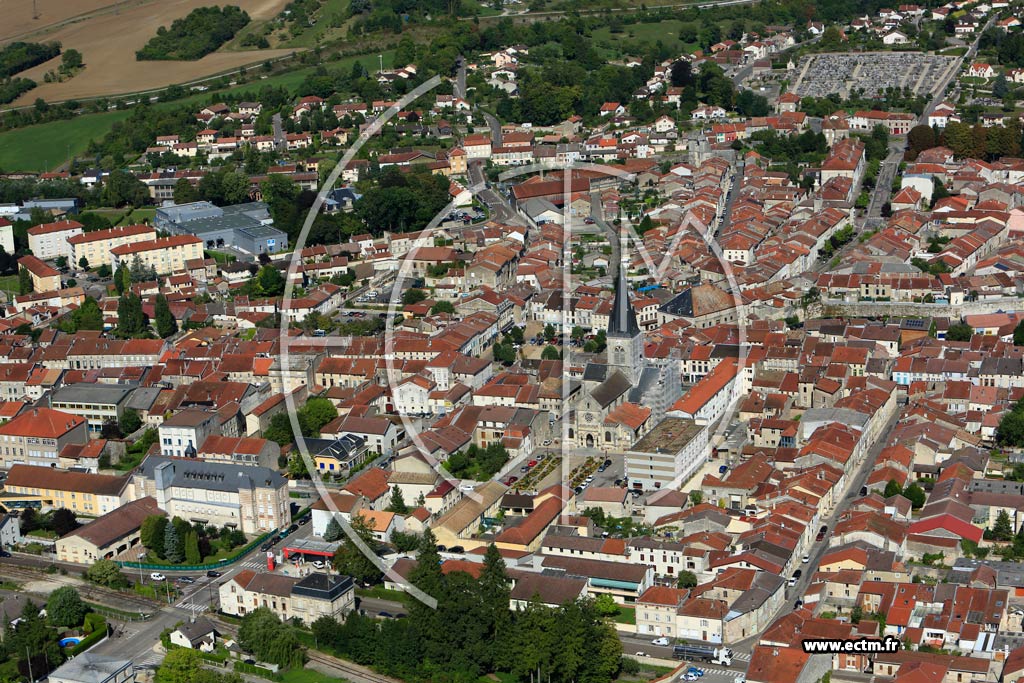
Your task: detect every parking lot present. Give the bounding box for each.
[441,207,487,228]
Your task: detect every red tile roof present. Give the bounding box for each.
[0,407,85,438]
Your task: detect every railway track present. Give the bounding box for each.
[0,563,158,613]
[305,650,399,683]
[214,618,399,683]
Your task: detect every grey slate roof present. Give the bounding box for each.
[49,383,136,406]
[590,370,632,408]
[140,455,285,492]
[608,256,640,338]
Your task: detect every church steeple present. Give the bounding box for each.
[606,228,642,384]
[608,232,640,339]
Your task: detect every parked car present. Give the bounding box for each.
[176,576,195,584]
[719,464,729,474]
[150,573,166,581]
[312,561,324,569]
[787,577,797,587]
[527,460,538,467]
[802,554,810,563]
[635,652,649,657]
[506,476,519,485]
[206,570,221,578]
[288,524,299,533]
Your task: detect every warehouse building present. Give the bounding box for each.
[155,201,288,255]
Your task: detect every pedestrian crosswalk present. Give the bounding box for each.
[135,649,165,669]
[175,600,209,614]
[734,652,751,662]
[238,560,266,571]
[700,666,740,677]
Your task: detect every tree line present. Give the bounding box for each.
[304,534,625,683]
[136,6,251,61]
[0,41,61,78]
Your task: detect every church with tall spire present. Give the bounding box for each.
[606,249,643,383]
[568,235,682,452]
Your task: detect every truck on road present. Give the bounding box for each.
[672,645,733,665]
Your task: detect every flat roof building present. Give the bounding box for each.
[155,201,288,255]
[625,417,709,491]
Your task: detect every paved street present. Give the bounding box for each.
[919,19,992,124]
[867,145,904,220]
[743,408,904,650]
[468,159,522,225]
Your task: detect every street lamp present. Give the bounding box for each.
[138,552,145,587]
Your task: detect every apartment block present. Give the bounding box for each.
[110,235,204,275]
[68,224,157,269]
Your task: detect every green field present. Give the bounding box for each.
[0,275,20,298]
[165,49,395,110]
[591,20,699,57]
[226,0,353,50]
[283,0,353,48]
[0,49,396,172]
[0,110,131,173]
[118,208,156,225]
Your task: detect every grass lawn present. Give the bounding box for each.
[0,274,19,299]
[118,208,155,226]
[280,668,330,683]
[614,605,636,625]
[0,110,131,173]
[462,0,504,17]
[592,20,699,55]
[27,529,57,539]
[205,250,238,264]
[356,585,411,603]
